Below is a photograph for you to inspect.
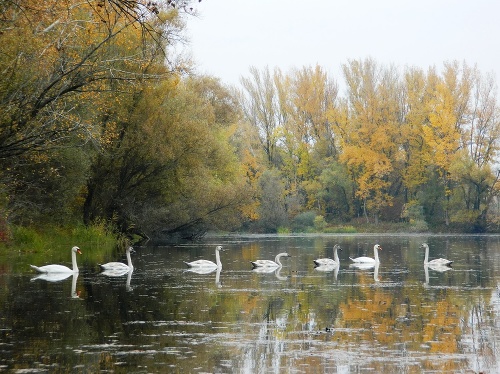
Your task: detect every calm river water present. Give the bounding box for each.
[2,234,500,373]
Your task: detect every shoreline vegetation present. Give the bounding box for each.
[1,221,497,271]
[0,218,488,254]
[0,223,124,272]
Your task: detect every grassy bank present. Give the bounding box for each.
[0,222,126,273]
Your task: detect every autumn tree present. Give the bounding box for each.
[281,65,339,213]
[338,58,403,223]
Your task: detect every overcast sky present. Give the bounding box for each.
[186,0,500,91]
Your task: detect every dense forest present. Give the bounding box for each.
[1,0,500,241]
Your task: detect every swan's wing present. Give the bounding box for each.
[427,263,453,272]
[431,258,453,266]
[30,264,73,273]
[100,262,128,270]
[314,258,337,266]
[251,260,278,268]
[185,260,217,268]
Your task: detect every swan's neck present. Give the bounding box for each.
[72,250,79,272]
[424,246,429,263]
[275,255,282,267]
[215,249,222,267]
[333,248,339,262]
[126,250,133,268]
[374,247,379,262]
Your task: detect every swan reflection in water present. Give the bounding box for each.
[252,266,289,280]
[424,263,452,286]
[349,262,380,283]
[349,262,376,270]
[185,266,222,287]
[31,272,73,282]
[101,268,134,291]
[31,272,81,298]
[314,264,340,280]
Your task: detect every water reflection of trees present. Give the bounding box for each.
[3,238,500,373]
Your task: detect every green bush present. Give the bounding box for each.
[291,211,317,232]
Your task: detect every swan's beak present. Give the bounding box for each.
[77,249,82,255]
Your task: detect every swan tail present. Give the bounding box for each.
[349,257,355,262]
[183,261,192,268]
[30,265,44,273]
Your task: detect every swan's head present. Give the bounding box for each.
[374,244,382,251]
[334,244,342,251]
[72,246,82,255]
[278,252,291,258]
[420,243,429,249]
[126,246,136,253]
[215,245,224,251]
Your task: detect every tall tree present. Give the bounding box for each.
[339,58,402,223]
[240,66,284,167]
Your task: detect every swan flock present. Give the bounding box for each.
[30,242,453,283]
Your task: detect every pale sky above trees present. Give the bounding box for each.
[187,0,500,89]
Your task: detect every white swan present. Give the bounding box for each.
[421,243,453,266]
[314,244,342,267]
[349,244,382,264]
[424,263,452,286]
[30,246,82,273]
[251,252,291,268]
[184,245,224,268]
[100,246,135,271]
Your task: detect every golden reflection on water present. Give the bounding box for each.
[2,235,500,372]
